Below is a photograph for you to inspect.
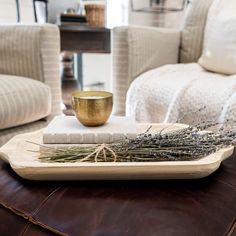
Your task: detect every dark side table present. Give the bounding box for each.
[60,25,110,53]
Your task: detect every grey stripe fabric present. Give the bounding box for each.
[180,0,214,63]
[40,25,61,115]
[0,74,51,130]
[0,24,62,146]
[0,24,61,115]
[0,120,47,147]
[112,27,129,116]
[112,26,180,116]
[0,25,43,81]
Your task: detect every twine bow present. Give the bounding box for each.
[79,144,117,162]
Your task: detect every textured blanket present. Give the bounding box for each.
[126,63,236,125]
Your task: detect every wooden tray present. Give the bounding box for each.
[0,124,234,180]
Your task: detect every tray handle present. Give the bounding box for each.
[0,150,10,163]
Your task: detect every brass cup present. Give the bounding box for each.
[71,91,113,127]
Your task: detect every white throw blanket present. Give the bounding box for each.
[126,63,236,126]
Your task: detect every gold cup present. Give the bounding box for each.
[71,91,113,127]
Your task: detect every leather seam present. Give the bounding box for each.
[0,185,68,236]
[226,217,236,236]
[215,178,236,191]
[0,202,29,220]
[19,222,30,236]
[30,185,64,217]
[0,202,66,236]
[29,185,68,235]
[28,217,68,236]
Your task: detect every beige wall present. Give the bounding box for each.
[83,54,111,91]
[0,0,34,23]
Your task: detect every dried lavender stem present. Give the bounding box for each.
[32,121,236,163]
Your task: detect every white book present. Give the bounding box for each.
[43,116,138,144]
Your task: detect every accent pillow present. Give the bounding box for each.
[180,0,214,63]
[198,0,236,75]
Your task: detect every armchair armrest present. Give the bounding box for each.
[112,26,180,116]
[0,24,61,115]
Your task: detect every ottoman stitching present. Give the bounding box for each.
[0,185,67,236]
[226,218,236,236]
[215,178,236,191]
[19,222,30,236]
[31,185,64,217]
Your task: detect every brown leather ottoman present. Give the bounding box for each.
[0,152,236,236]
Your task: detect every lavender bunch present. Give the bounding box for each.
[36,121,236,163]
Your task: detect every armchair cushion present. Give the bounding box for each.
[112,26,180,116]
[126,63,236,124]
[0,74,51,130]
[198,0,236,75]
[0,24,61,115]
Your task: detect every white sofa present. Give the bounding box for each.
[112,0,236,125]
[0,24,61,146]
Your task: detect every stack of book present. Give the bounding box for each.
[43,116,138,144]
[57,13,88,26]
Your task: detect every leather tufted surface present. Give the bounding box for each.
[0,151,236,236]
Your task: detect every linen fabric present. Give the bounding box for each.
[180,0,214,63]
[0,24,61,115]
[0,24,61,146]
[0,74,51,130]
[112,26,180,116]
[0,120,47,147]
[126,63,236,124]
[198,0,236,75]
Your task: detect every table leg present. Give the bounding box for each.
[61,52,75,81]
[61,52,81,115]
[15,0,20,22]
[76,54,83,90]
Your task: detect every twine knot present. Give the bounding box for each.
[79,143,117,162]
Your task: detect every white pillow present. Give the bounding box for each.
[198,0,236,75]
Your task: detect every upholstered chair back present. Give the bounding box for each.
[112,0,217,116]
[180,0,214,63]
[0,24,61,115]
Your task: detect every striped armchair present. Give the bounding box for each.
[0,24,61,146]
[112,0,216,120]
[112,0,236,125]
